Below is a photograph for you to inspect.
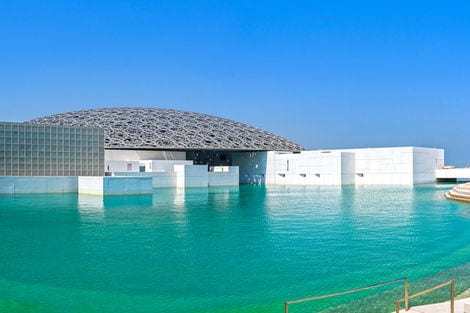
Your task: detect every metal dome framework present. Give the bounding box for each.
[28,108,305,152]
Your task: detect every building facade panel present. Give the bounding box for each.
[0,122,104,176]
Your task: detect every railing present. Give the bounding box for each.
[284,277,409,313]
[395,280,455,313]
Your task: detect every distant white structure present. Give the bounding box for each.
[235,147,444,186]
[436,167,470,182]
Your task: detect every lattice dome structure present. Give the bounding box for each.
[28,108,305,151]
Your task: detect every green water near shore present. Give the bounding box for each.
[1,184,469,312]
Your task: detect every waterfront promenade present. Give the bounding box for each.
[396,297,470,313]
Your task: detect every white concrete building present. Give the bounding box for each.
[0,108,449,194]
[236,147,444,186]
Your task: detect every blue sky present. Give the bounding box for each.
[1,1,469,165]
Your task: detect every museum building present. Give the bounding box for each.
[0,107,444,194]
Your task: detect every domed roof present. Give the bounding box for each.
[28,107,305,151]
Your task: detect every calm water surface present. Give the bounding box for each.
[1,184,470,312]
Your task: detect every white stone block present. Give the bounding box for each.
[381,175,392,185]
[370,161,380,172]
[401,152,413,163]
[464,301,470,313]
[391,174,401,185]
[368,150,378,159]
[378,149,393,159]
[79,177,104,195]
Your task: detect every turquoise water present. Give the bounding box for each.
[1,184,470,313]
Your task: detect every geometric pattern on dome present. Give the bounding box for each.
[28,107,305,152]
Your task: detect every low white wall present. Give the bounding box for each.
[146,160,193,172]
[106,159,194,174]
[208,167,239,186]
[152,172,178,188]
[113,171,178,188]
[344,147,414,185]
[113,164,239,188]
[0,176,78,194]
[341,147,444,185]
[175,164,208,188]
[79,176,153,195]
[265,151,353,185]
[78,177,104,195]
[436,168,470,180]
[105,161,140,173]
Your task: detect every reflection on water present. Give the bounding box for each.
[78,194,104,222]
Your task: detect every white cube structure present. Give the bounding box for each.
[343,147,444,185]
[174,165,209,188]
[260,147,443,186]
[265,150,355,185]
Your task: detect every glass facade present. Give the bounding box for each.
[0,122,104,176]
